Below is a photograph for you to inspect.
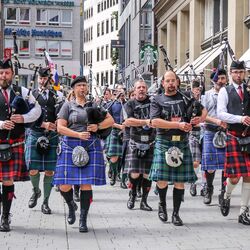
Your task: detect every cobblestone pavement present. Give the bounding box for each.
[0,172,249,250]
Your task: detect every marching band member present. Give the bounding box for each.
[149,70,206,226]
[218,61,250,225]
[25,67,63,214]
[0,59,41,231]
[53,76,114,232]
[124,80,155,211]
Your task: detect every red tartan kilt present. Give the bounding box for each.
[0,136,29,182]
[225,131,250,178]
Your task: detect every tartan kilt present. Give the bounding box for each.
[103,133,111,152]
[124,139,154,174]
[201,131,225,171]
[189,130,202,163]
[0,136,29,182]
[53,135,106,186]
[149,136,197,183]
[225,130,250,178]
[25,129,58,171]
[106,128,123,157]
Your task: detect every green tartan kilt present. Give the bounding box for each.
[106,128,123,157]
[149,136,197,183]
[25,129,59,171]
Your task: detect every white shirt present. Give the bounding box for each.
[0,86,42,129]
[217,82,244,124]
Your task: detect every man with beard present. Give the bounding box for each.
[201,69,228,205]
[149,70,206,226]
[25,67,63,214]
[124,80,155,210]
[0,59,41,231]
[218,61,250,225]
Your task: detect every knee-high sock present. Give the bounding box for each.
[43,175,53,203]
[142,178,152,200]
[240,182,250,215]
[80,190,93,211]
[109,162,118,175]
[30,172,40,192]
[205,171,215,189]
[60,189,73,203]
[221,171,227,192]
[173,188,184,215]
[129,176,140,196]
[2,185,15,215]
[157,185,168,204]
[137,174,143,191]
[224,178,237,199]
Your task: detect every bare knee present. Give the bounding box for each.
[229,178,240,185]
[80,184,92,191]
[110,156,119,163]
[193,161,200,169]
[174,182,184,189]
[29,170,39,176]
[2,180,13,186]
[59,185,72,192]
[45,171,54,177]
[130,173,140,179]
[157,181,168,189]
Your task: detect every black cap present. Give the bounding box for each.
[0,59,13,69]
[38,67,50,77]
[230,60,246,70]
[71,76,87,88]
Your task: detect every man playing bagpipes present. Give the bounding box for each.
[25,67,63,215]
[0,59,41,231]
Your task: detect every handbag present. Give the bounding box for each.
[0,144,12,162]
[165,146,183,167]
[72,146,89,167]
[237,136,250,154]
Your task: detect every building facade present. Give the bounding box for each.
[3,0,81,87]
[83,0,119,91]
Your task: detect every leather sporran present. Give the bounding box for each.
[135,142,150,158]
[213,131,227,148]
[72,146,89,167]
[36,136,50,155]
[165,146,183,168]
[237,137,250,154]
[0,144,12,162]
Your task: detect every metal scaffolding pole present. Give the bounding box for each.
[80,0,84,76]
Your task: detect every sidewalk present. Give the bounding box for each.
[0,173,249,250]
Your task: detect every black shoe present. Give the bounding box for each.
[238,210,250,225]
[172,213,183,226]
[203,186,213,205]
[108,167,112,179]
[67,200,78,225]
[158,202,168,222]
[218,190,225,206]
[110,172,117,186]
[190,183,197,197]
[136,190,142,198]
[28,188,41,208]
[79,209,88,233]
[120,182,127,189]
[0,214,10,232]
[116,174,121,182]
[140,200,153,211]
[220,196,230,217]
[200,185,207,197]
[127,192,136,210]
[73,189,80,202]
[41,202,52,214]
[154,187,159,196]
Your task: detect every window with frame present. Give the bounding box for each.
[98,3,100,13]
[97,23,100,37]
[19,8,30,24]
[4,39,14,55]
[61,41,72,57]
[35,40,47,55]
[90,50,93,63]
[110,0,113,7]
[101,72,104,86]
[97,47,100,61]
[36,9,47,25]
[48,41,59,57]
[96,73,100,84]
[101,46,104,60]
[110,70,113,86]
[106,19,109,33]
[105,71,108,84]
[19,40,30,56]
[101,21,104,35]
[48,9,60,26]
[105,45,109,59]
[111,18,114,32]
[61,10,72,26]
[104,1,107,10]
[107,0,109,8]
[6,8,17,24]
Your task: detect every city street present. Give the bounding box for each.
[0,173,249,250]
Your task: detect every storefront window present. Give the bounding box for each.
[19,40,30,56]
[35,40,47,55]
[61,41,72,57]
[48,41,59,57]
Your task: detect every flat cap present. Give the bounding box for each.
[71,76,87,88]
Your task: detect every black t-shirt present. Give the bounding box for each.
[125,96,155,141]
[150,92,188,136]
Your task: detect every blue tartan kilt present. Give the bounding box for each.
[149,136,197,183]
[25,129,58,171]
[201,131,225,171]
[53,135,106,186]
[106,128,123,157]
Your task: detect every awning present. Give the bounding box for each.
[176,42,226,75]
[239,48,250,68]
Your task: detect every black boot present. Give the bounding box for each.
[73,185,80,202]
[120,173,128,189]
[41,198,52,214]
[110,162,118,186]
[140,178,152,211]
[127,176,139,209]
[157,185,168,222]
[0,213,10,232]
[60,189,78,225]
[28,188,41,208]
[172,188,184,226]
[79,190,92,233]
[203,186,214,205]
[79,209,88,232]
[137,175,143,198]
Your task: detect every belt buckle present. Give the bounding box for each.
[171,135,181,141]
